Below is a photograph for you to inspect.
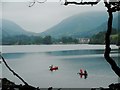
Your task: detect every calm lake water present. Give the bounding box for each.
[1,44,119,88]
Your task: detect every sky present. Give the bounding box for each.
[1,0,101,2]
[1,1,107,33]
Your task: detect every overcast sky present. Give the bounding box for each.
[2,1,106,33]
[1,0,100,2]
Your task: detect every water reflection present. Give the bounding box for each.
[45,49,119,56]
[2,49,119,88]
[2,53,26,59]
[2,49,119,59]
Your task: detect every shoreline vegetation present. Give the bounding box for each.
[2,29,120,46]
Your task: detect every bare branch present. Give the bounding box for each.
[0,54,29,85]
[64,0,101,6]
[103,0,120,77]
[104,10,120,77]
[104,0,120,12]
[28,0,47,7]
[29,0,36,7]
[37,0,47,3]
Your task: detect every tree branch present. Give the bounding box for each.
[0,54,29,85]
[64,0,101,6]
[104,9,120,77]
[103,0,120,77]
[28,0,47,7]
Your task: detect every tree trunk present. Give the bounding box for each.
[104,10,120,77]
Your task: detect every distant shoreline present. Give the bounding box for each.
[1,44,118,54]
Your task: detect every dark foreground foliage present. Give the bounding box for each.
[1,78,40,90]
[1,78,120,90]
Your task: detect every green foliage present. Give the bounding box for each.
[2,35,43,45]
[115,33,120,46]
[89,31,105,44]
[2,28,119,45]
[43,36,52,44]
[2,35,79,45]
[60,37,79,44]
[89,28,119,45]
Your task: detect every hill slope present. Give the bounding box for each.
[1,19,36,37]
[40,12,108,38]
[40,12,119,38]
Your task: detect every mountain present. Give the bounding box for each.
[40,12,108,38]
[40,12,119,38]
[1,19,37,38]
[112,13,119,30]
[86,13,119,37]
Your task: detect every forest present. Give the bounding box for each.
[2,35,79,45]
[90,28,120,45]
[2,29,120,45]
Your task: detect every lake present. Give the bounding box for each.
[1,44,119,88]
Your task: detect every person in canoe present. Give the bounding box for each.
[49,65,53,69]
[77,69,88,79]
[49,65,58,71]
[84,70,88,79]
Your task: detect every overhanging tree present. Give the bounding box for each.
[62,0,120,78]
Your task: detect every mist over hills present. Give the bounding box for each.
[40,12,108,38]
[1,12,119,39]
[40,12,119,38]
[1,19,37,37]
[0,11,119,45]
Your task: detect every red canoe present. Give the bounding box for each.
[50,66,58,71]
